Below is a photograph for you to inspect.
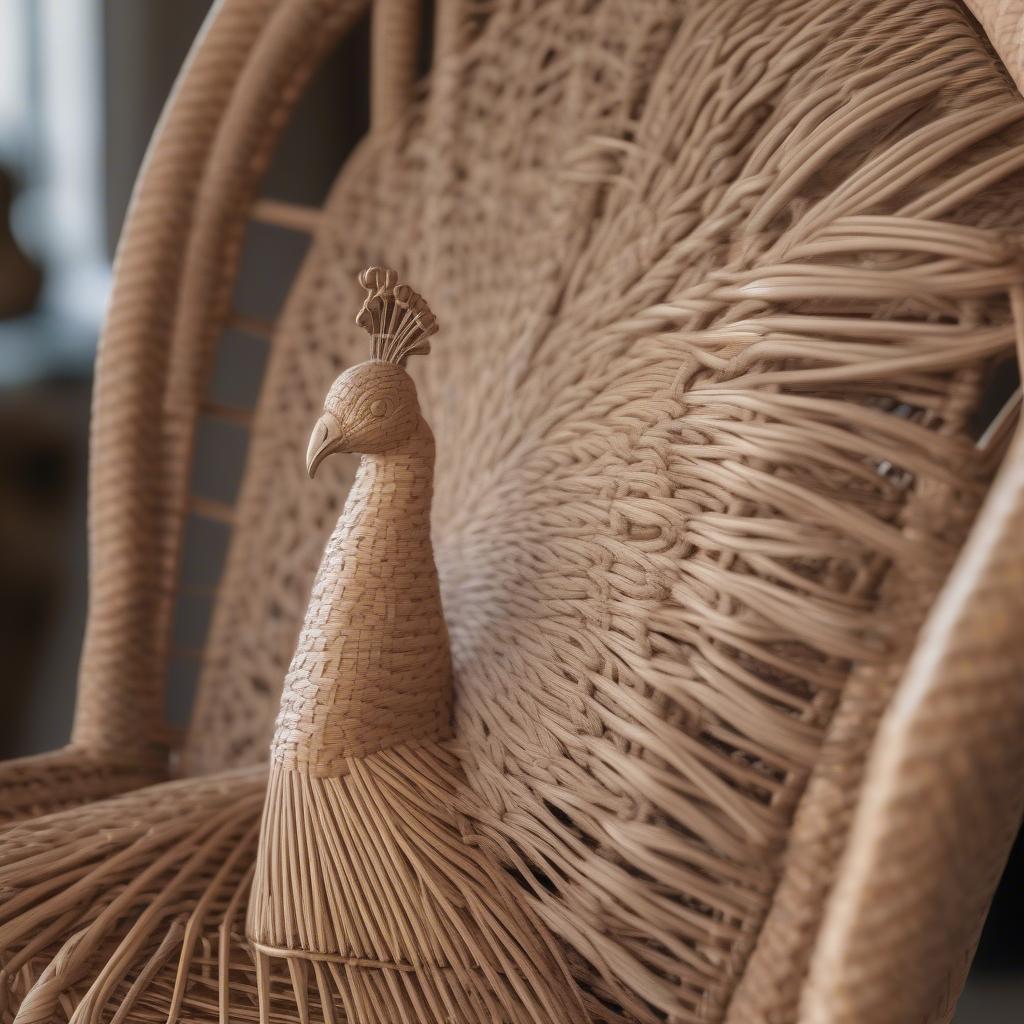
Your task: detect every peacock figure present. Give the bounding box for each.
[268,265,451,773]
[246,267,587,1024]
[0,268,586,1024]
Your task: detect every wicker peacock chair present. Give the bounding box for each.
[2,0,1024,1022]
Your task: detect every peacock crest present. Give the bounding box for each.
[356,265,438,366]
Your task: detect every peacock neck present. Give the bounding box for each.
[271,422,453,775]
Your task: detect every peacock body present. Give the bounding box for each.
[246,267,588,1024]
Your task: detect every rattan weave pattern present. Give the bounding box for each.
[1,0,1023,1022]
[178,0,1024,1019]
[0,749,159,825]
[801,427,1024,1024]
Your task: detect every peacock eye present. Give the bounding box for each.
[369,399,389,418]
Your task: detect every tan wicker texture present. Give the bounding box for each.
[186,0,1024,1019]
[242,269,587,1022]
[0,748,160,825]
[0,0,373,817]
[967,1,1024,95]
[0,769,269,1024]
[77,0,371,762]
[371,0,423,131]
[1,0,1024,1022]
[800,425,1024,1024]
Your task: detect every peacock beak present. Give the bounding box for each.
[306,414,343,478]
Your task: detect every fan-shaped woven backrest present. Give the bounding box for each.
[173,0,1024,1020]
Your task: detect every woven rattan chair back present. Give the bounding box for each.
[21,0,1024,1021]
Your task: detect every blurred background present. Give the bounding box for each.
[0,1,1018,1018]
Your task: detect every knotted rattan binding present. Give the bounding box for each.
[2,1,1024,1023]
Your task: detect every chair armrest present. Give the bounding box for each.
[0,746,164,824]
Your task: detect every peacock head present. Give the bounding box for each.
[306,267,438,477]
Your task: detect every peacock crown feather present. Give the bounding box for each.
[355,266,438,366]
